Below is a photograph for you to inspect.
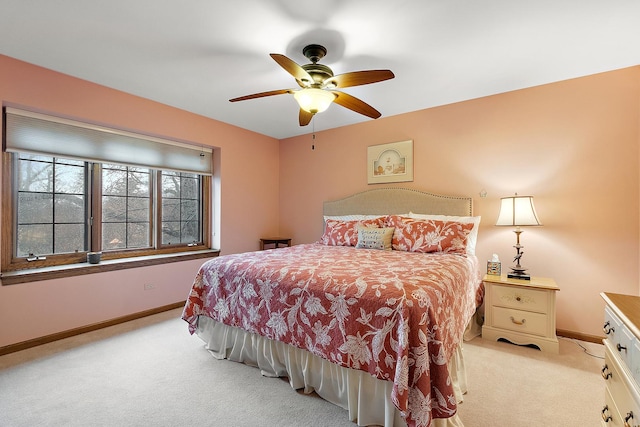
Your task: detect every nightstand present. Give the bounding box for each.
[260,237,291,250]
[482,274,560,353]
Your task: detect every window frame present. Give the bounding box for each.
[1,152,214,283]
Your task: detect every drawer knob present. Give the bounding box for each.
[510,316,526,326]
[603,321,615,335]
[602,405,612,423]
[624,411,634,427]
[601,364,612,380]
[515,296,522,302]
[617,343,627,353]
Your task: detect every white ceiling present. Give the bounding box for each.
[1,1,639,140]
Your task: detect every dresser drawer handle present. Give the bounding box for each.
[601,365,612,380]
[617,343,627,353]
[602,405,612,423]
[510,316,526,326]
[624,411,634,427]
[603,321,615,335]
[515,296,522,302]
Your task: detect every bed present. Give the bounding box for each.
[182,188,483,427]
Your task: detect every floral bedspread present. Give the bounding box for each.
[182,243,481,427]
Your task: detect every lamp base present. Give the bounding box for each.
[507,272,531,280]
[507,268,531,280]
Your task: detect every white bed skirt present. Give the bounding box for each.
[195,315,467,427]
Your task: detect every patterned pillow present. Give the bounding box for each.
[319,218,385,246]
[408,212,481,255]
[355,226,394,250]
[386,215,474,254]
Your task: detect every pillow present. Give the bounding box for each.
[355,226,394,250]
[408,212,481,255]
[386,215,475,254]
[319,218,385,246]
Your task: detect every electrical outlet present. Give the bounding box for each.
[143,283,155,290]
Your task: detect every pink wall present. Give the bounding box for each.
[1,54,638,347]
[0,55,280,347]
[279,66,640,338]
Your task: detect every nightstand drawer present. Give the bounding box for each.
[491,306,547,337]
[491,284,549,313]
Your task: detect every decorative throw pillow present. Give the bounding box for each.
[386,215,475,254]
[355,226,394,250]
[319,217,385,246]
[408,212,481,255]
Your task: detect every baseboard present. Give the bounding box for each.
[556,328,603,345]
[0,301,186,356]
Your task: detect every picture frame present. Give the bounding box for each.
[367,139,414,184]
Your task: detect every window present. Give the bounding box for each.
[161,171,202,246]
[2,107,213,277]
[16,154,88,257]
[101,163,152,250]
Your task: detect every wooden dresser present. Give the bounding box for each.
[601,292,640,426]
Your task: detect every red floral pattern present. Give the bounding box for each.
[182,243,480,427]
[319,217,386,246]
[387,215,475,254]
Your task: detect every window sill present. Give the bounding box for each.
[0,249,220,286]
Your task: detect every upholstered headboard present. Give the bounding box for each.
[323,188,472,217]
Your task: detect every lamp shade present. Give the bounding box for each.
[293,88,336,114]
[496,195,541,226]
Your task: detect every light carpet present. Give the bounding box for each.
[0,309,604,427]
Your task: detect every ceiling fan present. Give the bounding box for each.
[229,44,395,126]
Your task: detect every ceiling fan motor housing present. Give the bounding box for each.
[301,45,333,86]
[302,44,327,63]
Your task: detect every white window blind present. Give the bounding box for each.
[4,107,213,175]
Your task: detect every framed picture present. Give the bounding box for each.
[367,140,413,184]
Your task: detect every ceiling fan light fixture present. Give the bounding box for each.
[293,88,336,114]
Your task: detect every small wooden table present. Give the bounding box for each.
[260,237,291,250]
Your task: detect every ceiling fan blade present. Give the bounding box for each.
[323,70,394,89]
[270,54,314,87]
[332,91,381,119]
[229,89,292,102]
[299,109,314,126]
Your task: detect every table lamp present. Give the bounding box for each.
[495,194,541,280]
